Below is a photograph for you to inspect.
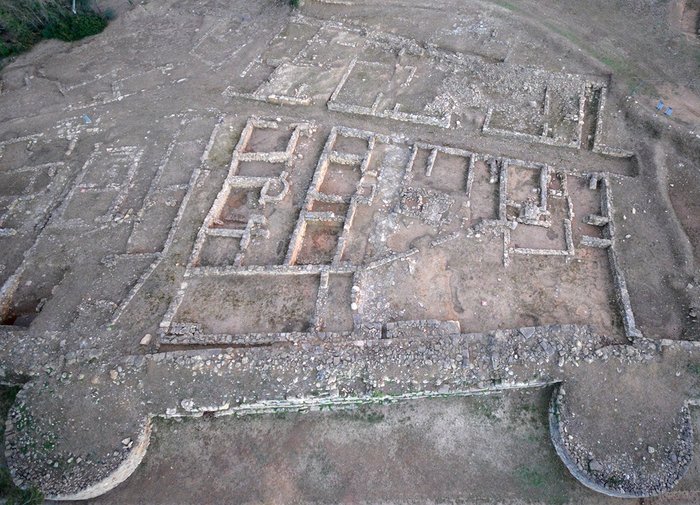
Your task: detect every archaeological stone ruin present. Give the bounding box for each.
[1,0,700,502]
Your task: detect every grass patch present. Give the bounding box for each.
[494,0,517,11]
[604,473,625,488]
[0,0,108,60]
[472,395,502,421]
[363,411,385,423]
[0,468,43,505]
[0,386,21,440]
[0,386,44,505]
[336,405,386,424]
[516,466,545,488]
[542,20,656,96]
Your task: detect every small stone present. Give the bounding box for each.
[540,341,556,356]
[519,327,536,339]
[140,334,153,346]
[109,370,118,381]
[589,459,604,472]
[648,446,655,454]
[122,438,131,446]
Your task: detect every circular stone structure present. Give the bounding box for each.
[4,364,153,501]
[548,341,700,497]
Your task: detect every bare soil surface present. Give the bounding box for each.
[62,389,638,505]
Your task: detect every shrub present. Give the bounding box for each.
[0,387,44,505]
[42,11,107,41]
[0,468,44,505]
[0,0,108,60]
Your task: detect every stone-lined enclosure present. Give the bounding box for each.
[1,0,700,501]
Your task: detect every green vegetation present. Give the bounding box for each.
[516,466,546,488]
[0,387,44,505]
[363,410,385,423]
[494,0,516,11]
[542,20,656,96]
[42,10,107,41]
[605,474,624,488]
[0,0,108,60]
[336,404,385,423]
[543,22,581,48]
[0,386,20,440]
[472,395,502,421]
[0,469,43,505]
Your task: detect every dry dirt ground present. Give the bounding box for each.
[70,389,638,505]
[40,389,700,505]
[0,0,699,502]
